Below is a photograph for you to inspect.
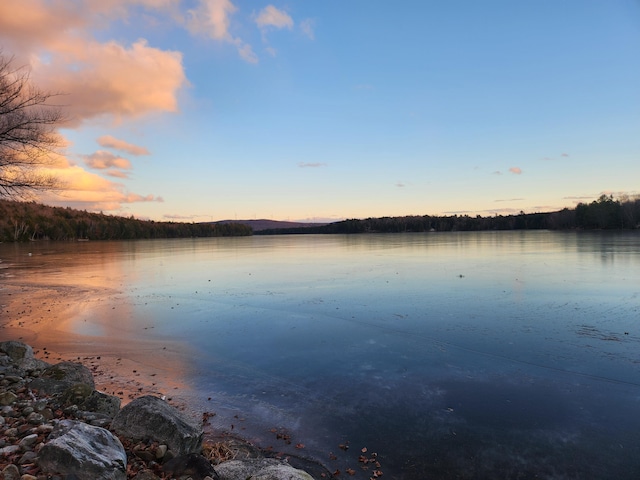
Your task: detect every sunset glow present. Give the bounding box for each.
[1,1,638,221]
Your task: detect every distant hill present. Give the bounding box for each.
[211,219,329,232]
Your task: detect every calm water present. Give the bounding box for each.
[2,231,640,479]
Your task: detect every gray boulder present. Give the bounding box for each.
[214,459,314,480]
[30,361,95,395]
[37,419,126,480]
[131,471,162,480]
[111,395,203,456]
[0,341,33,363]
[0,340,49,372]
[162,453,220,480]
[84,389,122,417]
[61,383,121,418]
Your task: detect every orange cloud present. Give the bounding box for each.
[509,167,522,175]
[1,1,188,125]
[0,0,188,213]
[106,170,130,179]
[97,135,150,155]
[0,0,263,215]
[36,165,162,211]
[33,40,187,124]
[125,193,163,203]
[0,1,87,55]
[82,151,132,170]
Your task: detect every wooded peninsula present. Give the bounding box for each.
[1,194,639,242]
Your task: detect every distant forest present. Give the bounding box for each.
[1,195,639,242]
[256,195,640,235]
[0,200,252,242]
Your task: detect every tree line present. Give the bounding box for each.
[256,195,640,235]
[0,200,251,242]
[1,195,638,242]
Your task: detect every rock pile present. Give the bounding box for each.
[0,341,314,480]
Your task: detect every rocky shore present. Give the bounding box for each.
[0,340,317,480]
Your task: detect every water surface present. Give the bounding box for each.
[1,231,640,479]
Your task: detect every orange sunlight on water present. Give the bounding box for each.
[0,244,195,409]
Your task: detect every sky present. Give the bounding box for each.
[1,0,639,222]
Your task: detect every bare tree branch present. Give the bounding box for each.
[0,51,67,198]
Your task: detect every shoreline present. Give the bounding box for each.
[0,339,328,480]
[0,282,336,479]
[1,282,194,406]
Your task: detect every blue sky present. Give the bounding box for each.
[1,0,638,221]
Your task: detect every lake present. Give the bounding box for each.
[1,231,640,479]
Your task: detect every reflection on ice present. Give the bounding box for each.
[2,231,640,479]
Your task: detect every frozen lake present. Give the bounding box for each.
[2,231,640,479]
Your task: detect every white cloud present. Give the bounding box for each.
[186,0,236,40]
[300,18,315,40]
[255,5,293,30]
[185,0,257,63]
[298,162,327,168]
[233,38,258,64]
